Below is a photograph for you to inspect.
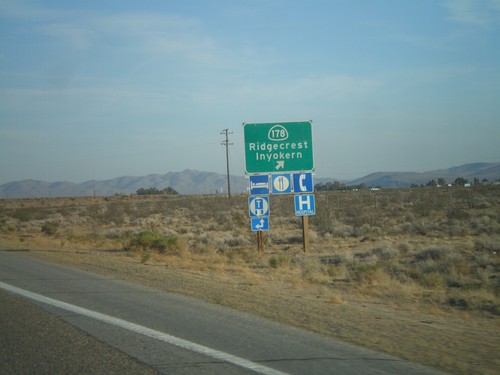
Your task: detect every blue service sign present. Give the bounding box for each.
[249,175,270,195]
[248,195,270,217]
[294,194,316,216]
[251,217,269,231]
[293,172,314,193]
[271,174,292,194]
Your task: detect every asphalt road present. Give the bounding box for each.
[0,250,447,375]
[0,288,159,375]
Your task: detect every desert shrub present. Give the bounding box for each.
[311,202,341,236]
[352,264,382,283]
[214,212,231,227]
[306,229,319,243]
[326,264,350,281]
[351,224,378,237]
[344,205,375,229]
[286,235,304,244]
[177,227,189,234]
[126,230,180,254]
[413,202,434,217]
[220,247,256,264]
[230,210,246,228]
[474,197,491,209]
[415,247,447,261]
[396,242,412,254]
[141,250,153,263]
[41,222,59,236]
[395,221,429,236]
[470,215,499,235]
[268,254,291,268]
[323,222,353,238]
[419,271,446,288]
[0,217,9,232]
[213,234,250,252]
[447,290,499,315]
[300,258,330,284]
[447,208,470,221]
[447,219,468,236]
[382,262,411,283]
[447,296,469,309]
[369,244,399,260]
[205,222,218,231]
[189,237,218,255]
[320,252,355,266]
[196,232,212,245]
[445,252,470,276]
[12,207,47,222]
[474,235,500,252]
[103,202,129,225]
[152,234,178,253]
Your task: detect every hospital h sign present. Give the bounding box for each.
[294,194,316,216]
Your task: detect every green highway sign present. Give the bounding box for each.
[243,121,314,174]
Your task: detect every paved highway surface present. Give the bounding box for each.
[0,250,447,374]
[0,288,158,374]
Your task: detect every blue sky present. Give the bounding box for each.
[1,0,499,184]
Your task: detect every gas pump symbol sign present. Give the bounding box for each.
[248,196,270,217]
[292,172,314,193]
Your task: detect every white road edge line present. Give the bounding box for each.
[0,281,289,375]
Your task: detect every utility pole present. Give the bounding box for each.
[220,129,233,198]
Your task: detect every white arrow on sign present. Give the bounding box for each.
[255,218,265,230]
[275,160,284,170]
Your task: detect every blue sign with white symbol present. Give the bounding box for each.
[271,174,292,194]
[249,175,270,195]
[248,196,270,217]
[293,172,314,193]
[251,217,269,231]
[294,194,316,216]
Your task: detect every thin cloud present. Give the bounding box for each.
[191,75,379,112]
[0,0,61,19]
[443,0,500,26]
[38,23,93,50]
[28,9,253,73]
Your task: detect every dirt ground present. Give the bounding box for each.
[8,244,497,375]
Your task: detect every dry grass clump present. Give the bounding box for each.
[268,254,291,269]
[125,230,183,256]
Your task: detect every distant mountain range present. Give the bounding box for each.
[0,163,498,199]
[347,162,500,188]
[0,170,248,199]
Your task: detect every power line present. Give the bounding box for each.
[220,129,233,198]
